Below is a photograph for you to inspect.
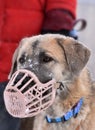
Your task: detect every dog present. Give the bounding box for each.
[8,34,95,130]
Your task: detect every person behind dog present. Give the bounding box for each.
[0,0,77,130]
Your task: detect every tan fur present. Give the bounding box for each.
[9,34,95,130]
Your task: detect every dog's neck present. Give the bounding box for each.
[45,97,83,123]
[45,69,91,121]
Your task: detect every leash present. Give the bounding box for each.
[69,19,87,39]
[46,98,83,123]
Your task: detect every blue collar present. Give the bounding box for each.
[46,98,83,123]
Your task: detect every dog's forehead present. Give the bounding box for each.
[16,34,73,65]
[19,34,67,55]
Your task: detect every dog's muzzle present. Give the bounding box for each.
[4,69,56,118]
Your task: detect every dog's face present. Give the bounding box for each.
[9,34,90,87]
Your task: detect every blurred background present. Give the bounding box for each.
[77,0,95,80]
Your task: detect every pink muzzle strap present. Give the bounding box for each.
[4,69,56,118]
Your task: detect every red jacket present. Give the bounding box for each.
[0,0,77,82]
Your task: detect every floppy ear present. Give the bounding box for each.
[8,48,19,79]
[57,37,91,75]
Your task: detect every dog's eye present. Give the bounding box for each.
[19,57,25,64]
[41,55,53,63]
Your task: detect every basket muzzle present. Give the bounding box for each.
[4,69,56,118]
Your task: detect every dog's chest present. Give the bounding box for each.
[32,97,79,130]
[33,113,80,130]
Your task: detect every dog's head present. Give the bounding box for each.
[9,34,90,87]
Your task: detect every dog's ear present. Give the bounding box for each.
[57,37,91,75]
[8,48,18,79]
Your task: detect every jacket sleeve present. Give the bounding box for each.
[41,0,77,32]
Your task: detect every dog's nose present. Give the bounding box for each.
[23,68,52,84]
